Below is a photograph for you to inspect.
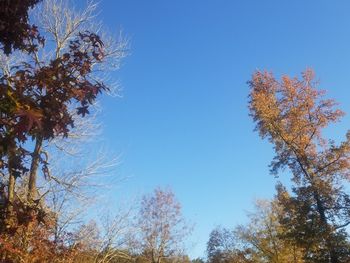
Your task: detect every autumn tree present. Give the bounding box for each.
[234,199,305,263]
[137,188,192,263]
[206,200,305,263]
[0,0,127,261]
[248,69,350,262]
[0,29,105,263]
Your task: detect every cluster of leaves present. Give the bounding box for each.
[0,30,107,191]
[276,184,350,263]
[0,199,81,262]
[0,0,43,54]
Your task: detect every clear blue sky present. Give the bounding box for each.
[90,0,350,258]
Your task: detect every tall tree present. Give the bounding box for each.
[0,0,127,261]
[137,188,192,263]
[26,0,126,245]
[248,69,350,262]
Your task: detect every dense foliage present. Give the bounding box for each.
[0,0,42,54]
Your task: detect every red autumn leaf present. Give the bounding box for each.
[15,108,43,132]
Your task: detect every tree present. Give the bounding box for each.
[275,183,350,263]
[206,201,305,263]
[0,29,106,263]
[248,69,350,262]
[207,226,237,263]
[28,0,127,245]
[137,188,192,263]
[0,0,127,261]
[234,199,305,263]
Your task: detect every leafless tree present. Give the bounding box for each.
[94,204,137,263]
[70,201,137,263]
[137,188,193,263]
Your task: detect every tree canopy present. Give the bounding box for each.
[248,69,350,262]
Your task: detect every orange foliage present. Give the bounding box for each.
[249,69,350,262]
[0,199,80,263]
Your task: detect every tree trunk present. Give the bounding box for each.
[28,135,43,201]
[7,172,15,204]
[7,144,16,205]
[305,168,339,263]
[5,143,16,227]
[313,190,338,263]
